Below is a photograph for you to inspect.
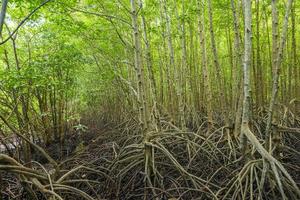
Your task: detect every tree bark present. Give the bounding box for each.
[138,0,160,131]
[240,0,252,155]
[197,0,213,132]
[271,0,279,77]
[265,0,293,151]
[230,0,243,138]
[207,0,227,123]
[130,0,154,196]
[0,0,8,35]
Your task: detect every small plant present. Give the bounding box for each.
[73,123,88,135]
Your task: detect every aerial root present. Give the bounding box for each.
[219,125,300,199]
[0,153,109,200]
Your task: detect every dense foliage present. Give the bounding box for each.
[0,0,299,199]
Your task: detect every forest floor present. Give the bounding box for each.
[36,123,300,199]
[1,119,300,199]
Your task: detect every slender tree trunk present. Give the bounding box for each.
[240,0,252,155]
[291,2,298,107]
[271,0,278,77]
[2,48,23,131]
[0,0,8,35]
[174,0,187,129]
[50,87,58,140]
[162,0,176,118]
[130,0,147,131]
[36,89,51,145]
[159,0,168,110]
[197,0,213,132]
[158,44,165,106]
[188,21,199,113]
[230,0,243,138]
[207,0,228,124]
[265,0,294,151]
[130,1,154,197]
[226,27,234,108]
[138,0,161,131]
[262,5,272,101]
[255,0,264,108]
[12,36,32,166]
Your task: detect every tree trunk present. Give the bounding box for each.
[208,0,227,123]
[138,0,160,131]
[271,0,279,77]
[265,0,294,151]
[240,0,252,155]
[197,0,213,133]
[0,0,8,35]
[291,2,298,108]
[230,0,243,138]
[12,36,32,166]
[162,0,176,118]
[130,0,154,197]
[175,0,187,129]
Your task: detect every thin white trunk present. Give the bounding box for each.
[240,0,252,154]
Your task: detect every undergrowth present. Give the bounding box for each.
[1,108,299,200]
